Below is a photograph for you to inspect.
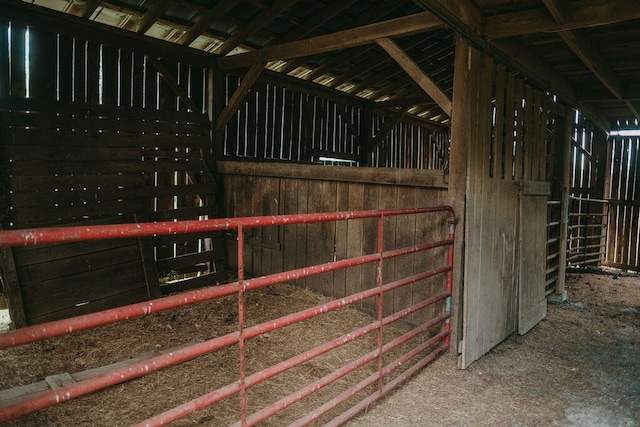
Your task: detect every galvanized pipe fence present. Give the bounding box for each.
[0,206,455,426]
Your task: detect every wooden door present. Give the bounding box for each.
[518,181,550,334]
[461,176,519,368]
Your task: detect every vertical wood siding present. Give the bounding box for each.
[220,74,450,168]
[0,19,222,323]
[605,136,640,270]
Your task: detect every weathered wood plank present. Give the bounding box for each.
[218,161,448,189]
[345,183,365,301]
[305,180,336,296]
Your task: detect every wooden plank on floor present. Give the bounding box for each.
[0,342,195,408]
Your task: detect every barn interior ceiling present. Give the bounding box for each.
[16,0,640,130]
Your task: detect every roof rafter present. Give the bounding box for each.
[217,0,299,56]
[136,0,176,34]
[541,0,640,120]
[178,0,243,46]
[279,0,360,43]
[82,0,102,18]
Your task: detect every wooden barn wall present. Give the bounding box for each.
[219,74,450,169]
[605,135,640,271]
[566,113,609,268]
[219,162,449,322]
[0,17,223,325]
[366,115,450,169]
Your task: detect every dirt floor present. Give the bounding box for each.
[348,271,640,427]
[0,271,638,426]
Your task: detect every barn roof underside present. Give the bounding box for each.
[16,0,640,130]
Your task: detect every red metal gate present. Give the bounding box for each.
[0,207,455,425]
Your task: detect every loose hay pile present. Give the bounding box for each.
[0,283,437,426]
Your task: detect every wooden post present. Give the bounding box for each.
[0,247,27,328]
[448,36,474,358]
[555,111,574,299]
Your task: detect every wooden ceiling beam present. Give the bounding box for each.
[485,0,640,39]
[82,0,102,19]
[178,0,243,46]
[542,0,640,121]
[541,0,566,23]
[376,38,452,116]
[217,11,445,70]
[415,1,578,104]
[216,0,299,56]
[289,0,412,81]
[305,47,370,81]
[328,33,435,88]
[136,0,176,34]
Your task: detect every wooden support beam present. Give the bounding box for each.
[178,0,243,46]
[216,63,265,131]
[82,0,102,19]
[136,0,175,34]
[217,0,299,56]
[376,38,452,117]
[541,0,567,23]
[217,12,444,70]
[367,107,409,160]
[485,0,640,39]
[146,57,199,113]
[291,0,413,82]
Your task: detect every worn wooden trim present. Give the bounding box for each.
[218,12,444,70]
[522,180,551,196]
[217,161,448,189]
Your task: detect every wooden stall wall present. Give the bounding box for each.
[219,74,450,170]
[605,135,640,271]
[0,16,223,326]
[219,162,449,322]
[567,113,609,268]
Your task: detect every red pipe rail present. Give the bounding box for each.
[0,206,456,425]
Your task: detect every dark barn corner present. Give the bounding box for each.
[0,0,638,425]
